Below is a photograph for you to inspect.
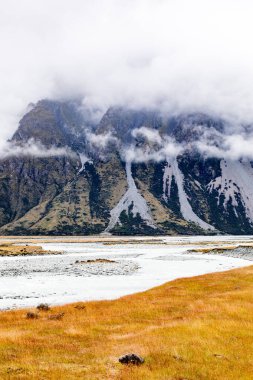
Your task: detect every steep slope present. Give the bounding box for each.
[207,159,253,233]
[0,155,128,235]
[0,155,78,231]
[163,158,215,230]
[96,107,163,143]
[12,99,91,151]
[0,100,253,235]
[105,161,156,234]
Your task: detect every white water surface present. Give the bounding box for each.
[0,236,252,310]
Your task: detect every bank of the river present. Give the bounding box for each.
[0,242,62,257]
[188,245,253,260]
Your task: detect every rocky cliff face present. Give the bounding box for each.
[1,99,253,235]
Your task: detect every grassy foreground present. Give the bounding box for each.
[0,267,253,379]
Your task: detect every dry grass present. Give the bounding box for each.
[190,244,253,254]
[0,243,61,256]
[0,236,167,246]
[75,258,116,264]
[1,236,253,247]
[0,266,253,379]
[190,245,239,253]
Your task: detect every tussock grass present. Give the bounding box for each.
[0,243,61,256]
[190,244,253,254]
[0,266,253,379]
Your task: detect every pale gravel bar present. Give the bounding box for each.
[0,235,251,310]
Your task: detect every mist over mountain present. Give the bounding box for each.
[0,98,252,236]
[2,0,253,144]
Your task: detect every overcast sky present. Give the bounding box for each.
[1,0,253,144]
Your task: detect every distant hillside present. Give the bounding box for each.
[0,99,253,235]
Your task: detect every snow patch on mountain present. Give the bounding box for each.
[78,153,92,173]
[105,161,155,232]
[207,159,253,222]
[163,158,215,231]
[162,162,173,202]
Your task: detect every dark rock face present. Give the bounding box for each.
[97,107,162,143]
[12,100,88,149]
[119,353,145,365]
[0,99,252,235]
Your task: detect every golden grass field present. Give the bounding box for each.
[0,265,252,379]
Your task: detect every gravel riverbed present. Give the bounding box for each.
[0,236,252,310]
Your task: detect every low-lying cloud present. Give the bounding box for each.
[1,0,253,151]
[196,131,253,160]
[0,139,76,160]
[86,124,253,163]
[124,127,182,162]
[86,130,119,150]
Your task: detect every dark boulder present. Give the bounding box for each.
[119,353,144,365]
[26,312,38,319]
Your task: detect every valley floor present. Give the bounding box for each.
[0,236,250,309]
[0,265,252,379]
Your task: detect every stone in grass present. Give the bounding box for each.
[119,353,144,365]
[74,304,86,310]
[48,312,65,320]
[37,303,50,311]
[26,312,39,319]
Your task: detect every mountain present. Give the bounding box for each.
[0,99,253,235]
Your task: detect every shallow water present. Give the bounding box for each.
[0,236,251,309]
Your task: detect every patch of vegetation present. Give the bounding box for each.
[0,266,252,379]
[84,163,110,220]
[111,204,163,235]
[0,243,61,256]
[158,220,208,235]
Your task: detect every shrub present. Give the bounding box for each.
[37,303,50,311]
[26,312,38,319]
[48,313,64,320]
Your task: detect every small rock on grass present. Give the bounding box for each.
[47,312,64,320]
[37,303,50,311]
[74,304,86,310]
[119,353,144,365]
[26,312,39,319]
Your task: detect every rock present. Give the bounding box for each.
[48,312,64,320]
[26,312,38,319]
[75,258,116,264]
[37,303,50,311]
[119,353,144,365]
[74,304,86,310]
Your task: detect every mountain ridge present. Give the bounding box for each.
[0,99,252,235]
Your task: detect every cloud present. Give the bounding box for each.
[121,127,182,163]
[131,127,162,145]
[1,0,253,149]
[86,130,119,150]
[196,131,253,160]
[85,122,253,163]
[0,139,76,159]
[2,0,253,169]
[122,140,182,163]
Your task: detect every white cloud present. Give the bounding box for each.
[123,128,182,162]
[122,141,182,163]
[196,132,253,160]
[86,130,119,149]
[132,127,162,145]
[1,0,253,157]
[0,139,75,159]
